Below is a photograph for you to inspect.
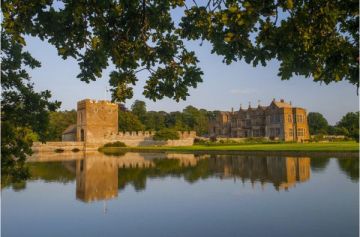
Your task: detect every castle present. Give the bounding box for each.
[61,99,196,147]
[209,99,310,141]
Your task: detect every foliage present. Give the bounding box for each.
[153,128,180,141]
[118,111,145,131]
[1,31,60,183]
[2,0,203,102]
[179,0,359,87]
[307,112,329,135]
[336,112,359,142]
[125,100,210,135]
[47,110,77,141]
[144,111,166,131]
[182,106,209,135]
[103,141,127,148]
[2,0,357,107]
[131,100,147,122]
[244,137,272,144]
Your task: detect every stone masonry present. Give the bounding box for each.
[209,99,310,142]
[60,99,196,147]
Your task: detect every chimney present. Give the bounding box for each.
[272,98,276,102]
[280,99,284,103]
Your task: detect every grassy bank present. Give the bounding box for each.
[100,141,359,153]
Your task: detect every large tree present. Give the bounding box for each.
[46,110,77,141]
[336,112,359,141]
[2,0,358,105]
[1,32,60,183]
[182,106,209,135]
[118,111,145,132]
[131,100,147,123]
[307,112,329,135]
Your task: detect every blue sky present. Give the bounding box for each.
[25,15,358,125]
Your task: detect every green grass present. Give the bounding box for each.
[101,141,359,153]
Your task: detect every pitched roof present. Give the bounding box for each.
[273,101,292,108]
[62,124,77,135]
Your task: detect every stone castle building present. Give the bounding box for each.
[76,99,119,143]
[209,99,309,141]
[61,99,195,147]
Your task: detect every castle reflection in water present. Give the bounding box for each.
[27,152,312,203]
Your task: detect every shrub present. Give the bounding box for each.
[103,141,127,147]
[153,129,180,141]
[244,137,269,143]
[194,137,207,145]
[209,136,217,142]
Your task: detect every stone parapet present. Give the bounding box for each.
[32,142,85,152]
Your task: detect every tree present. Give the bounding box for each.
[182,106,209,135]
[46,110,77,141]
[336,112,359,141]
[118,111,145,132]
[166,111,187,131]
[144,111,166,131]
[180,1,359,88]
[153,128,180,141]
[307,112,329,135]
[1,32,60,183]
[2,0,357,105]
[131,100,147,123]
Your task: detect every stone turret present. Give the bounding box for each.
[76,99,118,143]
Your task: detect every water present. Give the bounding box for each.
[2,152,359,237]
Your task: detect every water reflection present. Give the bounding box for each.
[208,156,310,191]
[9,152,358,203]
[76,158,118,202]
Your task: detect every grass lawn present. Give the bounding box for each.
[100,141,359,153]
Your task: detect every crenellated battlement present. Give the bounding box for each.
[107,130,195,138]
[62,99,196,147]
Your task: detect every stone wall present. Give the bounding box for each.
[32,131,196,153]
[32,142,85,153]
[100,130,196,147]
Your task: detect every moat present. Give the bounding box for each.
[2,152,359,237]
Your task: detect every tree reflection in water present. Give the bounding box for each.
[3,152,358,202]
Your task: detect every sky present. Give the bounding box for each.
[24,9,358,126]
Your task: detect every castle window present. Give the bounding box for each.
[289,128,293,137]
[288,114,292,123]
[275,128,280,136]
[297,128,304,136]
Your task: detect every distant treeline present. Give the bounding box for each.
[307,112,359,141]
[46,100,359,141]
[118,100,216,135]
